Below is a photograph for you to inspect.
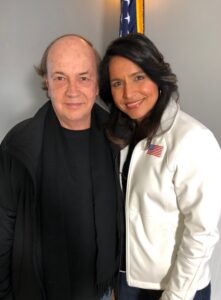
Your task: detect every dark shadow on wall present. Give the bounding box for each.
[20,67,47,121]
[27,66,48,111]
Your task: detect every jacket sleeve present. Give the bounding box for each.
[0,147,17,300]
[162,128,221,300]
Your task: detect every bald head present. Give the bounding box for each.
[47,36,98,81]
[36,34,100,91]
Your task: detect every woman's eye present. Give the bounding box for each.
[111,81,122,88]
[135,74,145,81]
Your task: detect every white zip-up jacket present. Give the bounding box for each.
[120,99,221,300]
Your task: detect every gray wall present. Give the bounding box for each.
[0,0,220,299]
[146,0,221,143]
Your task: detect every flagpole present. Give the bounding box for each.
[136,0,144,34]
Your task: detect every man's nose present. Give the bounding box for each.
[66,79,79,97]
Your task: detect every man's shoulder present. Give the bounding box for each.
[95,98,109,113]
[1,101,50,149]
[93,100,110,124]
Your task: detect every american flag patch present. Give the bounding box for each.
[147,144,163,157]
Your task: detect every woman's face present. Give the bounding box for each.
[109,56,159,122]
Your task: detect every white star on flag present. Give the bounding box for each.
[124,13,130,24]
[124,0,130,5]
[119,0,144,37]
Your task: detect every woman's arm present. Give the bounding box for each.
[162,128,221,300]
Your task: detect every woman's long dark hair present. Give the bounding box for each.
[99,33,178,148]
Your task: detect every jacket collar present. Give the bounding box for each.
[156,98,180,136]
[1,101,115,180]
[120,98,180,164]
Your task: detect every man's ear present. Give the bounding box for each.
[44,76,48,89]
[96,81,99,96]
[44,76,51,99]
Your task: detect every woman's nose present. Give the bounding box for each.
[123,82,135,99]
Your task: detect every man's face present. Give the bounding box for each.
[46,36,98,130]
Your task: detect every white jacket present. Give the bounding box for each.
[121,100,221,300]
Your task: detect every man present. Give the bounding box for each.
[0,34,120,300]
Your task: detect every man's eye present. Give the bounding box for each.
[80,76,89,81]
[54,76,65,81]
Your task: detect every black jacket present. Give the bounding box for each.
[0,101,121,300]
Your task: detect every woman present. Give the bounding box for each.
[99,33,221,300]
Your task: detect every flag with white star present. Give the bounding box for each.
[119,0,144,37]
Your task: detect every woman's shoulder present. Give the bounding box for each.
[172,108,220,150]
[163,100,215,142]
[160,101,221,159]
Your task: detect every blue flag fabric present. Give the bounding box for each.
[119,0,136,36]
[119,0,144,37]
